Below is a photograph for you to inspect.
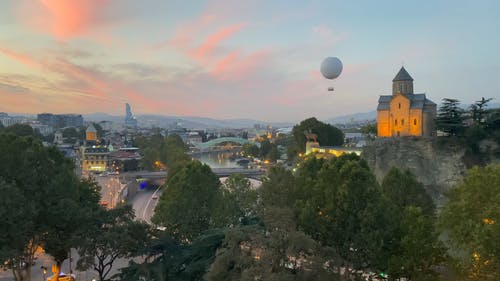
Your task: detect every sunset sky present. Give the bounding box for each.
[1,0,499,122]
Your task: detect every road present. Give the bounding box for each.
[95,174,125,208]
[130,186,162,223]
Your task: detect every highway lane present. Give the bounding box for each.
[130,186,162,224]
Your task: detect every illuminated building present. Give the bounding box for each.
[85,124,98,142]
[81,147,109,173]
[81,124,109,173]
[377,67,436,137]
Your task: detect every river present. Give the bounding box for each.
[195,151,241,168]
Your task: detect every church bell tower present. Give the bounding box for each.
[392,66,414,95]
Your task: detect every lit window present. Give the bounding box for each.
[414,119,417,125]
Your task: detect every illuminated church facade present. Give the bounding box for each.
[377,67,437,137]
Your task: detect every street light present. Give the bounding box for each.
[41,266,47,281]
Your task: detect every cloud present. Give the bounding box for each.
[312,24,348,45]
[0,47,40,68]
[193,23,246,60]
[0,82,30,94]
[17,0,111,40]
[111,63,166,78]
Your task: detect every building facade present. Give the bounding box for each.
[81,147,109,173]
[37,113,83,128]
[377,67,437,137]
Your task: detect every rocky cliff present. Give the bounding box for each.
[362,137,467,204]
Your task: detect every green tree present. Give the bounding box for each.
[62,127,81,144]
[42,176,102,280]
[134,134,189,171]
[4,124,35,137]
[360,122,377,141]
[482,107,500,145]
[293,154,400,270]
[435,98,466,136]
[77,205,150,281]
[439,165,500,281]
[242,143,260,157]
[152,161,232,241]
[161,134,189,167]
[260,166,297,208]
[119,230,224,281]
[0,134,101,281]
[222,174,258,218]
[380,167,435,216]
[205,208,340,281]
[292,117,344,153]
[469,97,493,126]
[387,206,446,281]
[259,139,273,158]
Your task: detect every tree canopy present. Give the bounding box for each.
[292,117,344,153]
[0,134,101,281]
[381,167,435,216]
[152,161,234,241]
[439,164,500,280]
[133,133,189,171]
[435,98,466,136]
[77,205,150,281]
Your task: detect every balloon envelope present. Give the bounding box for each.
[320,57,343,80]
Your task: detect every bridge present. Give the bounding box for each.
[193,137,259,150]
[122,167,266,180]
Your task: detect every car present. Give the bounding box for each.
[152,195,158,199]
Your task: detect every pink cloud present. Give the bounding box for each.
[17,0,110,40]
[167,13,218,49]
[0,46,174,114]
[211,48,271,81]
[211,51,240,76]
[193,23,246,60]
[0,47,40,68]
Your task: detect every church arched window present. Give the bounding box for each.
[414,118,417,125]
[398,103,401,109]
[402,119,405,126]
[395,119,398,126]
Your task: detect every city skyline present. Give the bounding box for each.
[1,1,499,122]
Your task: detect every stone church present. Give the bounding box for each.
[377,67,437,137]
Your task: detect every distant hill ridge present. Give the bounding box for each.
[83,102,500,129]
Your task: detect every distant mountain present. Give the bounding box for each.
[325,111,377,125]
[82,113,293,129]
[83,113,124,123]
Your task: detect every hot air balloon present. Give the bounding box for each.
[320,57,343,91]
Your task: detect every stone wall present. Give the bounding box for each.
[361,137,467,205]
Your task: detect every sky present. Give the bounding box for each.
[0,0,499,122]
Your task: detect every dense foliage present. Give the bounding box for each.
[152,161,235,241]
[133,133,189,170]
[439,165,500,281]
[435,98,466,136]
[0,134,102,281]
[77,205,150,281]
[292,117,344,153]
